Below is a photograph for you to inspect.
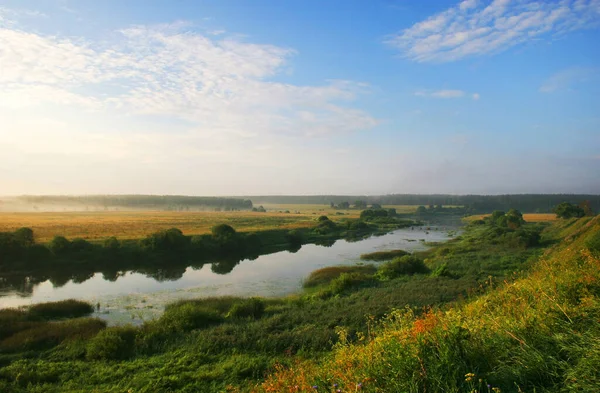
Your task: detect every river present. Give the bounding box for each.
[0,225,458,324]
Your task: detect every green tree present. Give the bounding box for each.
[553,202,585,219]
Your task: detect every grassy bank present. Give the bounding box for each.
[0,211,559,392]
[258,216,600,393]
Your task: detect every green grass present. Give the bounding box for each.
[259,216,600,393]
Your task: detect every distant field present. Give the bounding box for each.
[0,204,389,242]
[0,204,418,242]
[465,213,558,223]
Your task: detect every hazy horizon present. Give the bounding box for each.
[1,0,599,195]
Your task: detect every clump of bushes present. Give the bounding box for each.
[141,228,189,252]
[0,318,106,352]
[86,325,138,360]
[28,300,95,320]
[228,298,266,319]
[375,255,430,280]
[303,265,376,288]
[360,249,409,261]
[328,272,375,295]
[158,302,224,332]
[313,217,338,235]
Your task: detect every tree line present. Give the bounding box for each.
[248,194,600,213]
[15,195,253,209]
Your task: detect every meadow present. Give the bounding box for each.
[0,205,418,242]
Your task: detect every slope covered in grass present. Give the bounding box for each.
[258,217,600,392]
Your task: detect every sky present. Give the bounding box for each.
[1,0,599,196]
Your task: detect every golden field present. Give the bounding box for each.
[0,204,417,242]
[465,213,558,223]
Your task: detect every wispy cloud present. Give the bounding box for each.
[539,66,599,92]
[0,20,377,138]
[387,0,600,62]
[415,89,480,100]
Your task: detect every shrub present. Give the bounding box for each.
[317,215,329,222]
[14,227,34,246]
[360,249,409,261]
[103,236,120,249]
[48,236,71,254]
[28,300,94,320]
[328,272,375,295]
[314,219,338,235]
[228,298,266,319]
[347,220,369,231]
[70,238,93,252]
[86,325,138,360]
[376,255,430,280]
[159,303,223,332]
[304,265,377,288]
[0,318,106,352]
[141,228,189,251]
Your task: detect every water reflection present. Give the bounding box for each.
[0,225,460,312]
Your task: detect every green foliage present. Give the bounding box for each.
[375,255,430,280]
[303,265,376,288]
[360,249,409,261]
[489,209,525,229]
[328,272,375,295]
[13,227,34,246]
[360,209,389,220]
[86,326,138,360]
[103,236,120,249]
[553,202,585,219]
[313,218,338,235]
[317,215,329,222]
[28,300,94,320]
[227,298,266,319]
[48,235,71,254]
[141,227,189,251]
[346,219,368,231]
[159,303,224,332]
[0,318,106,352]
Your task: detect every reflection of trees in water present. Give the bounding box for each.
[210,254,244,275]
[136,267,187,282]
[314,238,336,248]
[0,238,316,297]
[101,270,127,282]
[0,275,40,296]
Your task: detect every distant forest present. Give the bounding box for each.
[15,195,253,210]
[5,194,600,214]
[249,194,600,213]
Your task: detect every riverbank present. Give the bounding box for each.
[0,212,556,392]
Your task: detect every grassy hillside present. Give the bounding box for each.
[257,216,600,392]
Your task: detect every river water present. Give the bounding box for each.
[0,225,458,324]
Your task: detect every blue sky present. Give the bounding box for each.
[1,0,599,195]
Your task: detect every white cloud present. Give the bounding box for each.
[0,21,376,139]
[415,89,480,100]
[539,66,599,92]
[387,0,600,62]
